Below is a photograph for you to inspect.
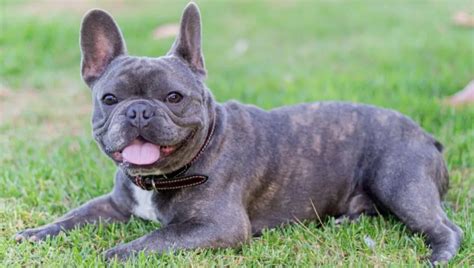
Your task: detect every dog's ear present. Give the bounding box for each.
[168,3,206,77]
[80,9,126,87]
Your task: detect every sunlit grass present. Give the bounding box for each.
[1,0,473,266]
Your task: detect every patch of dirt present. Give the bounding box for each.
[230,39,249,57]
[453,11,474,28]
[153,23,179,40]
[0,83,91,140]
[445,80,474,107]
[16,0,128,15]
[0,84,38,125]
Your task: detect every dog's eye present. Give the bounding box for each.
[166,92,183,104]
[102,94,118,105]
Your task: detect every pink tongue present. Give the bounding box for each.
[122,139,161,165]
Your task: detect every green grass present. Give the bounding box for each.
[1,0,473,266]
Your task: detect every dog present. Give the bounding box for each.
[15,3,462,264]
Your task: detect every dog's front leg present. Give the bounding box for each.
[104,219,250,262]
[15,193,131,242]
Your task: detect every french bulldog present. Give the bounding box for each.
[15,3,462,265]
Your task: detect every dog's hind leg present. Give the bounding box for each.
[367,144,462,265]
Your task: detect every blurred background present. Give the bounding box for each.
[1,1,473,132]
[0,0,473,266]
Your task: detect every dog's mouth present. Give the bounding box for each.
[111,136,184,167]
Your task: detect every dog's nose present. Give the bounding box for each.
[126,102,155,128]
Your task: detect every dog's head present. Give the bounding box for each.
[80,3,214,176]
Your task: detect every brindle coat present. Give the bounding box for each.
[15,3,462,265]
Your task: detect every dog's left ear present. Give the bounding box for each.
[168,3,206,77]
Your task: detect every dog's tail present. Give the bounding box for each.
[431,139,449,199]
[434,139,444,152]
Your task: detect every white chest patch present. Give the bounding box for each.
[131,185,160,222]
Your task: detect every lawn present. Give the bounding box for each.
[1,0,473,266]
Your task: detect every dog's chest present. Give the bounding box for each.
[131,185,162,222]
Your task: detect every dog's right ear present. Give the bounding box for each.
[80,9,127,87]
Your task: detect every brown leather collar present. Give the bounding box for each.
[130,118,215,191]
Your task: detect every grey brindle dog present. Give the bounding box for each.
[16,3,462,264]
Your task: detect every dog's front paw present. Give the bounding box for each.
[15,224,61,243]
[104,244,138,262]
